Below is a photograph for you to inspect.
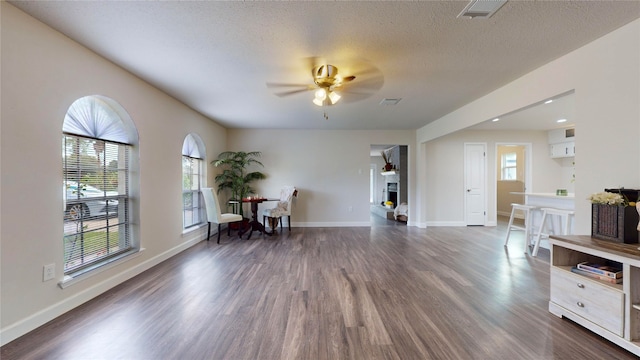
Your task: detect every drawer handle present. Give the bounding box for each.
[577,302,584,308]
[577,283,585,289]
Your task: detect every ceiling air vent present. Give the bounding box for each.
[457,0,507,19]
[379,98,402,106]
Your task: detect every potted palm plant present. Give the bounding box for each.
[212,151,266,217]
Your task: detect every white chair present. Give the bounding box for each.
[202,188,243,244]
[504,203,538,254]
[262,186,297,232]
[532,207,574,257]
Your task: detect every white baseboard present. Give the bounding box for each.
[426,221,467,227]
[426,221,496,227]
[499,211,524,220]
[0,228,207,346]
[408,220,424,228]
[293,221,371,227]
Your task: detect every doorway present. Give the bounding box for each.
[370,144,408,226]
[496,143,531,219]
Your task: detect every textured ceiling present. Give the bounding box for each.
[8,1,640,130]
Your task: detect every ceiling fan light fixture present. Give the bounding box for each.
[312,88,340,106]
[269,61,368,107]
[313,88,327,106]
[328,90,341,104]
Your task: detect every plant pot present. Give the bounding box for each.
[591,204,639,244]
[384,163,393,171]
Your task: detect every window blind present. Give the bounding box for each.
[63,134,131,273]
[182,155,204,228]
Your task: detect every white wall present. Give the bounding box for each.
[417,19,640,233]
[1,3,227,344]
[424,129,561,226]
[371,155,387,205]
[227,129,415,226]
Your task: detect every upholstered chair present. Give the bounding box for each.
[202,188,243,243]
[262,186,297,232]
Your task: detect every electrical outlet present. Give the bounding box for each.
[43,263,55,282]
[348,206,353,212]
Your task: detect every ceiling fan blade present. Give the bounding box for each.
[342,75,356,82]
[336,91,374,104]
[343,76,384,91]
[340,59,383,82]
[273,88,315,97]
[268,56,383,104]
[266,82,313,89]
[335,75,385,104]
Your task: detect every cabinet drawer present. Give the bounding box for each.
[550,267,624,336]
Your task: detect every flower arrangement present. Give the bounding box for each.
[587,192,625,206]
[381,149,394,171]
[590,190,640,243]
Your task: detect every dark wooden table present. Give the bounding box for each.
[238,197,277,239]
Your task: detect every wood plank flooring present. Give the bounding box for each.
[3,221,638,359]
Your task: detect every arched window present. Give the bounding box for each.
[182,134,206,229]
[62,95,137,276]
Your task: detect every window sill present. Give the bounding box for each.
[182,223,207,236]
[58,248,145,289]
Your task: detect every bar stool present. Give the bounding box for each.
[532,207,575,257]
[504,203,538,253]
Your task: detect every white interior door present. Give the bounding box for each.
[465,143,486,225]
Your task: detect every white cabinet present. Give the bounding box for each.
[550,141,575,158]
[549,235,640,356]
[548,128,575,158]
[550,267,624,336]
[548,128,575,143]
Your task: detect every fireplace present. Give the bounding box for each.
[387,182,398,207]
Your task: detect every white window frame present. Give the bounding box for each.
[182,134,206,230]
[182,156,204,229]
[501,152,517,181]
[62,95,137,280]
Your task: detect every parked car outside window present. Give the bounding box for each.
[64,181,118,220]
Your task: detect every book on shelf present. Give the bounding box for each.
[571,267,623,284]
[576,261,622,279]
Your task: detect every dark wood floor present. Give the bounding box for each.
[3,219,638,359]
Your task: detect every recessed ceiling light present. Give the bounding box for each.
[545,100,553,104]
[557,118,567,123]
[492,118,500,122]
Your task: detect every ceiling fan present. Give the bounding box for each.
[267,57,384,107]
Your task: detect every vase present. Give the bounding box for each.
[384,163,393,171]
[591,204,639,244]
